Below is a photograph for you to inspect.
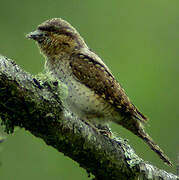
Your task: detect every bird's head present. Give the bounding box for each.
[26,18,86,57]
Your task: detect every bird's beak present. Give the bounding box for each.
[26,30,45,41]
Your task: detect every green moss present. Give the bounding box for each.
[34,73,68,102]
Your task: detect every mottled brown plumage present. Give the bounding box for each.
[26,18,172,166]
[70,53,147,121]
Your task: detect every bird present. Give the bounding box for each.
[26,18,172,166]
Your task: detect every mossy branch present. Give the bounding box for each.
[0,55,178,180]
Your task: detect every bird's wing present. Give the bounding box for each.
[70,53,148,122]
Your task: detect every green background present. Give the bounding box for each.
[0,0,179,179]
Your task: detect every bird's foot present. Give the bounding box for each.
[82,119,112,137]
[96,124,112,137]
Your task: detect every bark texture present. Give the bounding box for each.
[0,55,178,180]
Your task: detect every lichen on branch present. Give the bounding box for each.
[0,55,178,180]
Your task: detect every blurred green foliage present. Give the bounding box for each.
[0,0,179,179]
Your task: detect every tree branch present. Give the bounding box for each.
[0,55,178,180]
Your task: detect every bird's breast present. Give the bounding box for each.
[45,57,119,124]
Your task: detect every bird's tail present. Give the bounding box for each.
[118,118,172,166]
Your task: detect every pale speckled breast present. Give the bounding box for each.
[45,55,119,124]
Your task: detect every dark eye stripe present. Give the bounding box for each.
[38,25,58,33]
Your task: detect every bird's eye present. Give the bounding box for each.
[37,33,48,43]
[38,39,44,43]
